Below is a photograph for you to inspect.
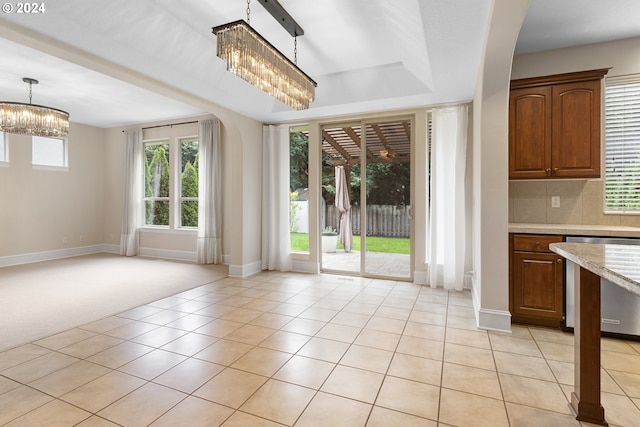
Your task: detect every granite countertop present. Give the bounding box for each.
[550,242,640,297]
[509,223,640,238]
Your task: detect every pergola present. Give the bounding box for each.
[321,120,411,166]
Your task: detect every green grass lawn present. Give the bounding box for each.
[291,233,409,254]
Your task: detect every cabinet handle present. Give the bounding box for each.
[546,168,551,175]
[536,242,541,246]
[553,167,559,175]
[557,258,562,263]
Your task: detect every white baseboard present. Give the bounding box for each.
[469,275,512,333]
[292,260,320,274]
[413,270,427,285]
[0,245,234,269]
[102,244,120,254]
[0,245,105,267]
[477,308,512,333]
[229,260,262,278]
[138,248,196,262]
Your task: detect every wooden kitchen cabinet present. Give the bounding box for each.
[510,234,564,327]
[509,69,608,179]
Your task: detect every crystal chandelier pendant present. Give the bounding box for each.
[213,20,316,110]
[0,78,70,137]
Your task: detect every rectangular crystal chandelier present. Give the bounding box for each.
[213,20,316,110]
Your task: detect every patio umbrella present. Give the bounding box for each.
[335,165,353,252]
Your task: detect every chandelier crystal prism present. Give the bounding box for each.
[212,3,316,110]
[0,78,70,137]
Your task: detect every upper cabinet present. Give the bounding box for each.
[509,69,609,179]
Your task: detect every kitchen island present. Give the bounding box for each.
[550,242,640,426]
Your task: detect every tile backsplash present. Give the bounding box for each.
[509,179,640,227]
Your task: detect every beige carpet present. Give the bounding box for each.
[0,253,228,351]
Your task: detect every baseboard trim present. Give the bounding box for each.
[469,278,512,333]
[413,270,427,285]
[0,245,107,268]
[292,260,320,274]
[476,308,512,333]
[138,248,196,262]
[0,246,234,269]
[102,244,120,254]
[229,260,262,278]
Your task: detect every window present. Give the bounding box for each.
[180,137,199,227]
[0,131,7,164]
[32,136,67,168]
[144,135,199,228]
[144,140,170,226]
[289,125,309,253]
[605,77,640,213]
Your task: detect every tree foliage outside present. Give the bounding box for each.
[144,139,199,227]
[289,129,412,206]
[181,161,198,227]
[290,131,309,192]
[145,143,170,225]
[180,138,199,227]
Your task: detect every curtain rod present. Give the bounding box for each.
[142,120,198,131]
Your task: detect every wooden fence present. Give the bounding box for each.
[326,205,410,237]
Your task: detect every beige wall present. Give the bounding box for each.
[510,36,640,228]
[1,108,264,274]
[0,123,106,258]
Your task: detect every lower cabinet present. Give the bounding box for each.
[510,234,564,327]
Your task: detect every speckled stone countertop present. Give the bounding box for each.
[509,223,640,238]
[550,242,640,297]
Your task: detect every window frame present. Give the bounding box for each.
[142,133,199,230]
[177,136,199,229]
[0,131,8,166]
[143,138,171,228]
[31,135,68,171]
[289,124,310,254]
[604,75,640,214]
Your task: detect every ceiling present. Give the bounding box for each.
[1,0,640,128]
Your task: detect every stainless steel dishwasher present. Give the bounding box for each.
[565,236,640,339]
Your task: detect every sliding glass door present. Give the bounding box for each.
[320,118,412,280]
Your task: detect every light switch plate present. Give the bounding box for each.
[551,196,560,208]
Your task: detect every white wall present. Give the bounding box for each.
[472,0,530,332]
[0,123,106,262]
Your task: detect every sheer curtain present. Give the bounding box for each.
[261,124,292,271]
[197,118,223,264]
[120,129,143,256]
[427,105,468,290]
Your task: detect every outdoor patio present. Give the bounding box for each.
[321,250,411,279]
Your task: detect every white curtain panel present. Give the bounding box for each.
[261,125,292,271]
[197,118,223,264]
[120,129,143,256]
[427,105,468,290]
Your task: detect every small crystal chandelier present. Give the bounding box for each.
[0,77,70,137]
[212,0,316,110]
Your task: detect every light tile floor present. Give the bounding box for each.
[1,271,640,426]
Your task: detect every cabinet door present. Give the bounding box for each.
[509,86,552,179]
[551,80,601,178]
[512,252,563,324]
